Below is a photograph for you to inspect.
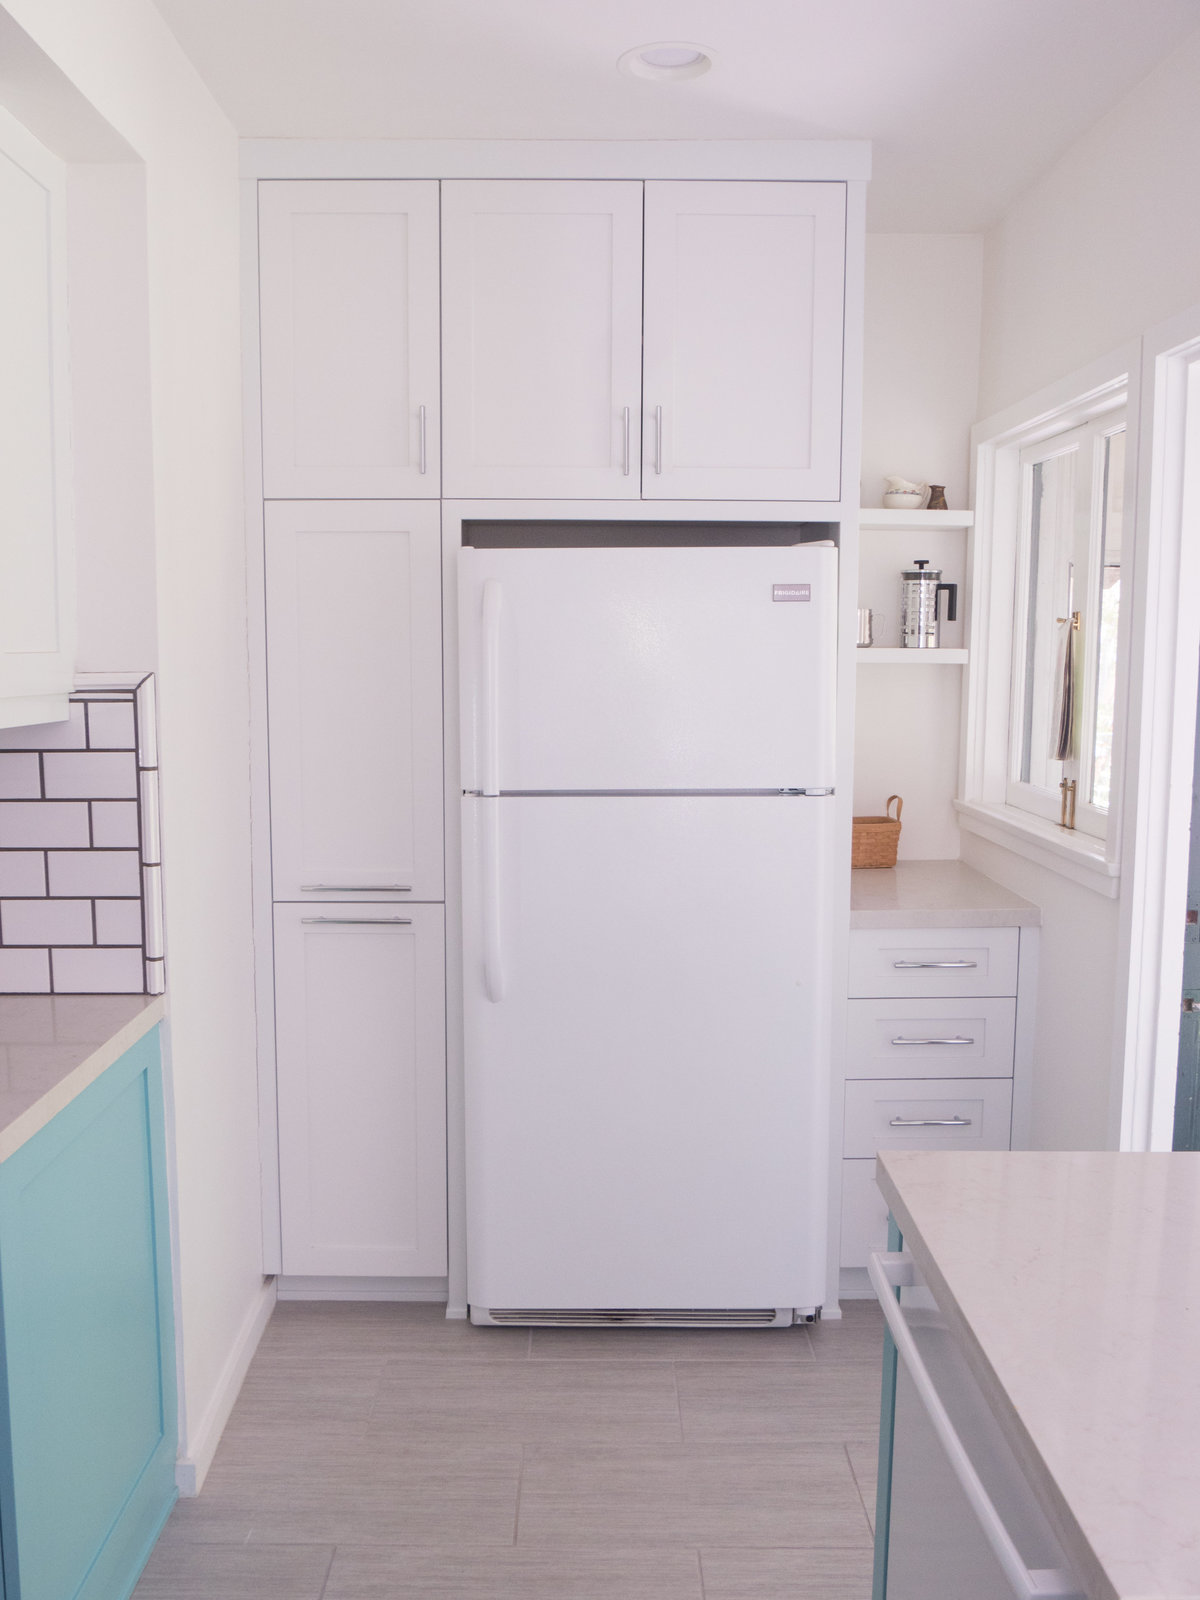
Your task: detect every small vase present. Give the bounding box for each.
[926,485,948,511]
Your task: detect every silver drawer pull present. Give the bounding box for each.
[888,1115,972,1128]
[890,1035,976,1047]
[302,917,412,925]
[301,884,412,892]
[892,959,978,969]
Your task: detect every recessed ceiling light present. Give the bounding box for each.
[617,42,714,82]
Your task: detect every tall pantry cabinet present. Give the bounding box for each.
[249,160,859,1291]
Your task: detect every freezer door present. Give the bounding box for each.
[459,545,836,793]
[462,794,833,1311]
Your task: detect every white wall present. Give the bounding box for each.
[970,24,1200,1150]
[855,234,982,857]
[1,1,268,1487]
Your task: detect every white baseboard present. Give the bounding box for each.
[275,1274,449,1302]
[838,1266,876,1300]
[175,1277,276,1497]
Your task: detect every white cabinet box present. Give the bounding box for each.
[258,180,441,498]
[273,902,447,1277]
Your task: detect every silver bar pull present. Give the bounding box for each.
[888,1115,972,1128]
[622,406,631,476]
[301,884,412,892]
[892,959,978,970]
[890,1035,976,1047]
[418,404,428,474]
[302,917,413,925]
[654,405,663,474]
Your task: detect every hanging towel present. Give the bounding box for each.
[1051,616,1075,761]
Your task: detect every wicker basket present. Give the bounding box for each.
[851,795,903,869]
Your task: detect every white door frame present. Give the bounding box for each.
[1112,306,1200,1150]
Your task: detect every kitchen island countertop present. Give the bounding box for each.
[851,859,1040,927]
[877,1148,1200,1600]
[0,994,165,1162]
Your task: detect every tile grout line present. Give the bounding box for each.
[316,1542,337,1600]
[512,1442,526,1547]
[696,1546,708,1600]
[844,1439,875,1537]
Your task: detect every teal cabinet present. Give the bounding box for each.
[0,1027,177,1600]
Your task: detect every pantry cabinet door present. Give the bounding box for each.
[274,903,447,1277]
[441,180,643,498]
[642,181,846,501]
[264,501,444,902]
[258,180,440,497]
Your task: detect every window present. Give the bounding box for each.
[1008,411,1125,838]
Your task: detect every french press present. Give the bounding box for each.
[900,560,958,649]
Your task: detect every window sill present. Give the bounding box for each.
[953,800,1120,897]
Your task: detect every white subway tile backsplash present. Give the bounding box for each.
[47,850,141,898]
[1,900,93,947]
[85,700,137,751]
[0,854,46,896]
[0,754,41,800]
[0,802,90,849]
[50,947,143,994]
[94,899,143,946]
[91,801,140,849]
[43,751,138,800]
[0,703,86,751]
[0,950,51,994]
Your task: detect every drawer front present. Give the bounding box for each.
[843,1077,1013,1158]
[848,927,1019,998]
[840,1158,889,1269]
[846,998,1016,1081]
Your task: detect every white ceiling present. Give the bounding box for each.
[151,0,1200,229]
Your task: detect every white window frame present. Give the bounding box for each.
[957,345,1140,896]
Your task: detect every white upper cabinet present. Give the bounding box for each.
[264,500,444,901]
[642,181,846,501]
[0,111,75,729]
[258,180,441,498]
[440,180,644,499]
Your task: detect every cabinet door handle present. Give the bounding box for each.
[890,1035,976,1047]
[654,405,663,474]
[302,917,413,925]
[892,959,978,970]
[418,404,428,474]
[622,406,631,476]
[301,884,412,893]
[868,1253,1085,1600]
[887,1115,972,1128]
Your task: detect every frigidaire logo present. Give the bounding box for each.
[771,584,812,602]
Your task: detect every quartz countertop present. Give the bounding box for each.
[876,1149,1200,1600]
[0,995,165,1162]
[850,859,1040,927]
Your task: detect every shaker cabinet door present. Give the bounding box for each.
[264,500,444,902]
[258,180,441,497]
[273,903,448,1277]
[642,181,846,501]
[441,180,644,498]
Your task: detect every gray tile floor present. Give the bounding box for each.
[136,1299,884,1600]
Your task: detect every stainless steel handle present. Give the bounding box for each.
[654,404,663,474]
[622,406,631,477]
[890,1035,976,1047]
[892,959,978,970]
[481,580,502,798]
[302,917,413,925]
[888,1115,973,1128]
[481,799,505,1002]
[868,1253,1084,1600]
[301,884,412,892]
[418,404,427,474]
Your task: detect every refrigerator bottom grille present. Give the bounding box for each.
[475,1307,796,1328]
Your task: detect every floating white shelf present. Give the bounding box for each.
[857,648,969,665]
[859,509,974,529]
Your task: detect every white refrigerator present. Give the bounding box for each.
[459,542,837,1324]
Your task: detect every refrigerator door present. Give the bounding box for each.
[459,545,836,793]
[462,793,832,1311]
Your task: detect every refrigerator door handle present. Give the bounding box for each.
[481,579,502,798]
[481,799,506,1002]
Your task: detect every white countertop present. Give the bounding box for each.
[0,995,165,1162]
[850,859,1040,928]
[876,1149,1200,1600]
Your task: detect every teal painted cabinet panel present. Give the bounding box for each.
[0,1027,177,1600]
[871,1213,902,1600]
